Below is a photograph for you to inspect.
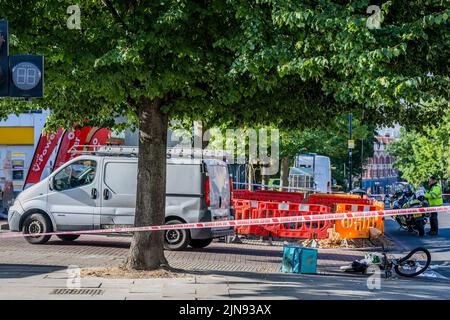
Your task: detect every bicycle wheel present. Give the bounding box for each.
[394,247,431,277]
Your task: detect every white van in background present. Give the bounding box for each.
[290,153,331,193]
[8,147,233,250]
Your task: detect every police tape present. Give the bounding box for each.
[1,205,449,239]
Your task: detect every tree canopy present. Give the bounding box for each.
[0,0,448,129]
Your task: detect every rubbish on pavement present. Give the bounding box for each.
[340,252,382,273]
[369,227,383,239]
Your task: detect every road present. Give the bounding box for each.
[384,205,450,278]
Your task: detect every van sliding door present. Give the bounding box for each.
[99,161,137,228]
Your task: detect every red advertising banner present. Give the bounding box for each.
[23,129,64,188]
[53,126,94,170]
[88,128,111,148]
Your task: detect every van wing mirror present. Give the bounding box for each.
[49,178,54,191]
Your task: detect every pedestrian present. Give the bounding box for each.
[425,176,443,236]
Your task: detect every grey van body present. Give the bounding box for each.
[8,154,233,248]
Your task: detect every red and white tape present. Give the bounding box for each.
[1,205,449,239]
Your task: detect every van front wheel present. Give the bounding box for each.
[164,220,191,251]
[189,238,213,249]
[23,213,52,244]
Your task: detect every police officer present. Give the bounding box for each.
[425,176,443,236]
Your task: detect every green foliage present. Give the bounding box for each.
[387,111,450,185]
[0,0,448,132]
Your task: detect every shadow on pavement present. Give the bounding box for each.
[177,268,450,299]
[45,238,131,249]
[0,264,67,279]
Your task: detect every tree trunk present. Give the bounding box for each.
[124,97,169,270]
[280,157,290,191]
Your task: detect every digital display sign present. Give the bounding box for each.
[12,62,42,91]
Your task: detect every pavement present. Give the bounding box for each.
[2,263,450,300]
[1,218,450,299]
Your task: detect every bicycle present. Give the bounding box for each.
[341,245,431,278]
[380,245,431,278]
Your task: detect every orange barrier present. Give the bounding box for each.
[233,199,264,236]
[334,203,384,239]
[233,193,385,240]
[232,189,306,203]
[306,193,374,212]
[256,202,331,239]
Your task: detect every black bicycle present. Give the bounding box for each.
[342,246,431,278]
[381,246,431,278]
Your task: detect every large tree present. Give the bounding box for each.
[0,0,448,270]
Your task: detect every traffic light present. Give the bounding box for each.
[0,19,44,99]
[9,55,44,98]
[0,20,9,97]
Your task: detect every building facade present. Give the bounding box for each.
[362,126,400,194]
[0,111,51,195]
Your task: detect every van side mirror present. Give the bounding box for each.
[49,178,54,191]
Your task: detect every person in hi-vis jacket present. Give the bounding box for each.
[425,176,443,236]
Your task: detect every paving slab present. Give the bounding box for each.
[125,294,163,300]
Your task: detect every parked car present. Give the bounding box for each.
[8,147,233,250]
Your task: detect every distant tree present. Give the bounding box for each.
[387,112,450,186]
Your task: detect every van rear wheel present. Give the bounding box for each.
[164,220,191,251]
[57,235,80,241]
[23,213,52,244]
[189,238,213,249]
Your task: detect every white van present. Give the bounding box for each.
[8,147,233,250]
[290,154,331,193]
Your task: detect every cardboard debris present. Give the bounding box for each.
[369,227,382,239]
[298,231,395,249]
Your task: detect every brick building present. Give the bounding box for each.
[362,127,400,194]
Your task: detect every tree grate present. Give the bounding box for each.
[51,288,104,296]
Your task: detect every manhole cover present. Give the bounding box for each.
[51,288,104,296]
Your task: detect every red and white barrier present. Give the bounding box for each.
[1,205,449,240]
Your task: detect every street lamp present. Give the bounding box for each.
[348,113,354,191]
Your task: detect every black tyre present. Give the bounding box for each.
[57,235,80,241]
[189,238,213,249]
[394,247,431,277]
[164,220,191,251]
[22,213,52,244]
